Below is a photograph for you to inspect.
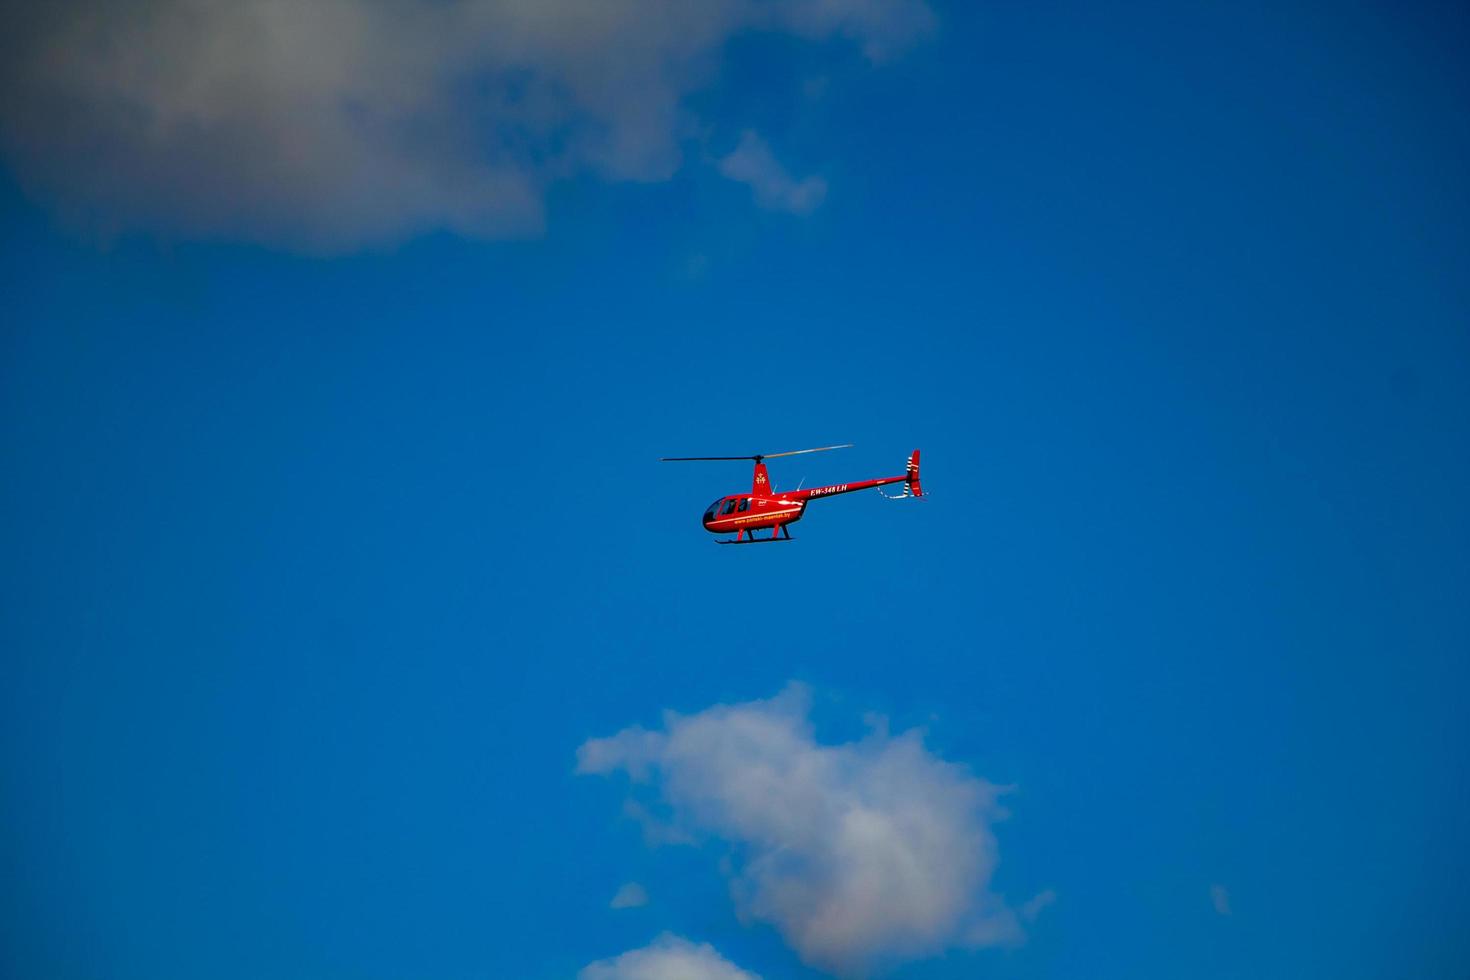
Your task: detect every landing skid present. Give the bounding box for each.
[716,536,792,545]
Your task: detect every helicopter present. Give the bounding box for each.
[660,444,922,543]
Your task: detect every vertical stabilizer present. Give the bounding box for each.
[906,449,923,497]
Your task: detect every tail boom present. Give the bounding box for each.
[787,449,922,502]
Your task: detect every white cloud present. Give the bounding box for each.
[718,131,828,215]
[579,934,759,980]
[0,0,932,252]
[577,684,1024,976]
[610,881,649,909]
[1211,883,1232,916]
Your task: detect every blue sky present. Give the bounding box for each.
[2,2,1467,978]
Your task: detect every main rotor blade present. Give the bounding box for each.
[761,444,854,459]
[660,444,852,462]
[659,455,758,461]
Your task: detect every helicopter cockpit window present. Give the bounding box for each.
[738,497,750,512]
[721,498,738,516]
[705,499,725,521]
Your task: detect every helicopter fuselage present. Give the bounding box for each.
[702,495,808,536]
[701,474,912,537]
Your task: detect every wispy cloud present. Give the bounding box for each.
[610,882,649,910]
[1211,883,1232,916]
[579,934,759,980]
[577,683,1025,976]
[718,132,828,215]
[0,0,932,252]
[1020,888,1056,922]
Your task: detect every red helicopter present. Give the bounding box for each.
[660,444,922,543]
